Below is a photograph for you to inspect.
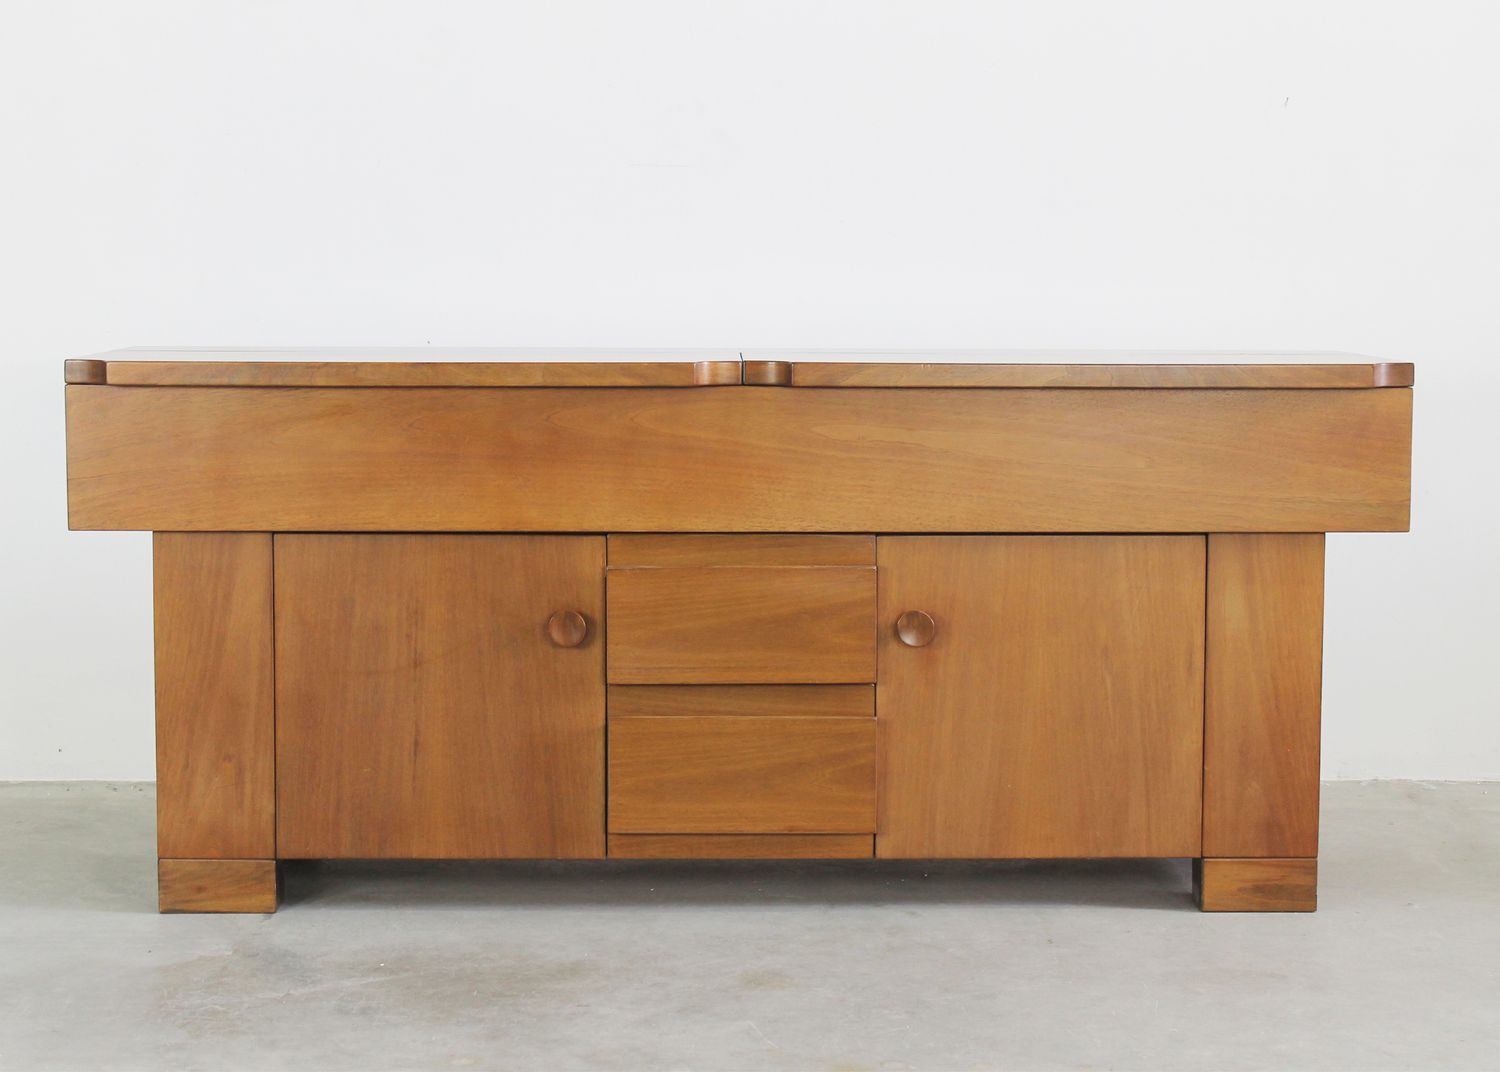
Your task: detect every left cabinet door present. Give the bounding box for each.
[275,535,605,859]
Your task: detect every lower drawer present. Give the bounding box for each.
[607,715,876,834]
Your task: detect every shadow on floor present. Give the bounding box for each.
[280,857,1197,913]
[0,784,1201,915]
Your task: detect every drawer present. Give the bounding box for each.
[606,545,876,685]
[607,535,875,685]
[608,714,876,834]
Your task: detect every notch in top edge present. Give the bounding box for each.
[694,360,743,386]
[744,360,793,386]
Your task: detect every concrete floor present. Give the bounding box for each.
[1,783,1497,1072]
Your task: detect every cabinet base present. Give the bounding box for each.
[1194,857,1317,912]
[158,859,280,913]
[152,857,1319,914]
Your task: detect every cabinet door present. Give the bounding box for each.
[275,535,604,859]
[877,536,1204,858]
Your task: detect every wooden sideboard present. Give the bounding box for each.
[63,348,1415,913]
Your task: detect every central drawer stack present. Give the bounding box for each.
[604,535,878,858]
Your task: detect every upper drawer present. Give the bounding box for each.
[606,536,876,685]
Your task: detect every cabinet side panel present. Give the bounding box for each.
[1203,534,1324,857]
[154,532,275,859]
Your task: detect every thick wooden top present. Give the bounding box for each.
[64,347,1414,389]
[741,350,1413,388]
[64,348,743,388]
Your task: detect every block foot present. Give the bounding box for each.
[1194,857,1316,912]
[158,859,280,913]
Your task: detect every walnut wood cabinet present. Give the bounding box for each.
[62,348,1415,913]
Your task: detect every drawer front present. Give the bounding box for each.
[606,566,876,684]
[608,715,876,833]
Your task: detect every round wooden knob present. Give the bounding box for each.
[547,611,588,647]
[896,610,936,647]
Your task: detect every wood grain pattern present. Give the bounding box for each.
[1194,858,1318,912]
[607,834,874,859]
[64,386,1413,533]
[608,534,874,567]
[158,859,278,913]
[153,533,274,860]
[1203,534,1325,858]
[607,566,876,684]
[877,536,1205,859]
[98,360,742,387]
[608,716,877,833]
[274,535,605,859]
[608,685,874,720]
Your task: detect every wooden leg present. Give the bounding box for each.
[159,859,280,913]
[1201,534,1324,912]
[1195,858,1317,912]
[153,534,277,912]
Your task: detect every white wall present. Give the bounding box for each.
[3,1,1496,780]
